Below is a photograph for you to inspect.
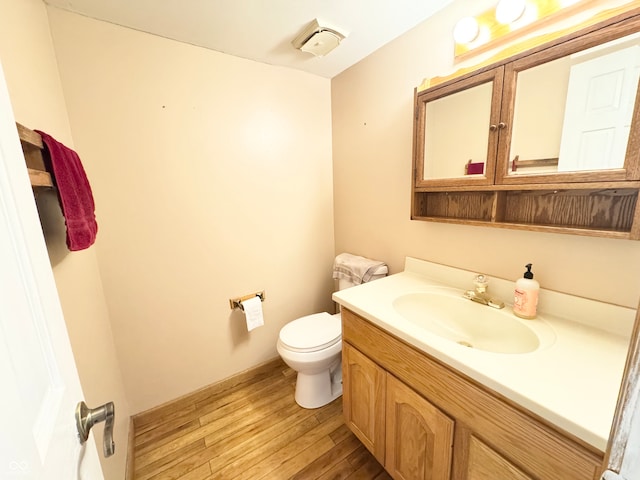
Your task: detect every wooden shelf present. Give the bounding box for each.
[28,168,53,187]
[17,122,52,188]
[412,187,640,239]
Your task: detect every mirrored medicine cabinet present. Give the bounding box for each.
[412,6,640,239]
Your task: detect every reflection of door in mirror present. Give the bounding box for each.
[424,82,493,180]
[509,33,640,176]
[558,44,640,172]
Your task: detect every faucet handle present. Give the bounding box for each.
[474,274,488,292]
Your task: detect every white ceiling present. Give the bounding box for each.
[43,0,455,78]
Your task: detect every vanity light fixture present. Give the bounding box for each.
[453,16,480,45]
[292,19,346,57]
[495,0,527,25]
[452,0,593,61]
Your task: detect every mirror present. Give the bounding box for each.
[509,32,640,175]
[423,82,493,180]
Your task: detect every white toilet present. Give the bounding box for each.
[277,256,387,409]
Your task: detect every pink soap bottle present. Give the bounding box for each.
[513,263,539,319]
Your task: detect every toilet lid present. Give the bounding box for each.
[279,312,341,353]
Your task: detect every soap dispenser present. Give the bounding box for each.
[513,263,539,319]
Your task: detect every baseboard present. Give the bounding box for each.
[124,416,135,480]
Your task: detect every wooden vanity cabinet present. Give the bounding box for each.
[386,374,454,480]
[343,342,454,480]
[341,308,603,480]
[343,342,386,463]
[455,427,534,480]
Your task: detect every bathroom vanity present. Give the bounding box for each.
[333,258,634,480]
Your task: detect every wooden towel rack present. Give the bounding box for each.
[16,122,53,188]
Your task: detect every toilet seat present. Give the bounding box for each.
[279,312,341,353]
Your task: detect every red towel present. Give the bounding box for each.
[35,130,98,251]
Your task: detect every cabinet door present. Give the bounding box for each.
[495,27,640,186]
[413,67,504,189]
[343,342,386,463]
[385,374,454,480]
[456,429,534,480]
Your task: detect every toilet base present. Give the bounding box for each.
[294,362,343,409]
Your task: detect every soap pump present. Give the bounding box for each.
[513,263,539,319]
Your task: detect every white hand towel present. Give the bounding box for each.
[332,252,386,285]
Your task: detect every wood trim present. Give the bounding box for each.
[410,215,635,239]
[125,417,135,480]
[342,309,603,479]
[414,181,640,192]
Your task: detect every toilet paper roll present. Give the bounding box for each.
[241,296,264,332]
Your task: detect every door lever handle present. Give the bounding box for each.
[75,401,115,457]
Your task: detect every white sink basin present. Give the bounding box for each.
[392,289,555,354]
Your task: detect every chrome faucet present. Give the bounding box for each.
[463,274,505,309]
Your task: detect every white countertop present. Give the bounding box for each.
[332,257,635,451]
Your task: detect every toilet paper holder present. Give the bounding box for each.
[229,291,265,311]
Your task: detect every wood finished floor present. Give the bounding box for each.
[132,359,391,480]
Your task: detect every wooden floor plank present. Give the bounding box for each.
[196,372,293,421]
[199,376,293,427]
[316,459,358,480]
[137,394,299,469]
[223,412,345,480]
[206,402,318,471]
[211,413,327,478]
[135,404,198,437]
[253,436,336,479]
[346,462,387,480]
[133,358,284,428]
[132,358,387,480]
[135,419,203,469]
[171,462,211,480]
[290,432,363,480]
[135,439,207,480]
[135,418,201,457]
[135,405,201,447]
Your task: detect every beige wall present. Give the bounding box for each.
[46,7,335,413]
[332,0,640,310]
[0,1,130,479]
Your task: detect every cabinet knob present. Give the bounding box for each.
[498,122,507,129]
[489,124,497,131]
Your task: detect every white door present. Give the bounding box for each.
[0,62,104,479]
[558,44,640,172]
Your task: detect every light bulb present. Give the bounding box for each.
[495,0,527,24]
[453,16,480,45]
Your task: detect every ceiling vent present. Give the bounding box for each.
[292,19,346,57]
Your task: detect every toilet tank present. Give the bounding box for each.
[337,264,388,290]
